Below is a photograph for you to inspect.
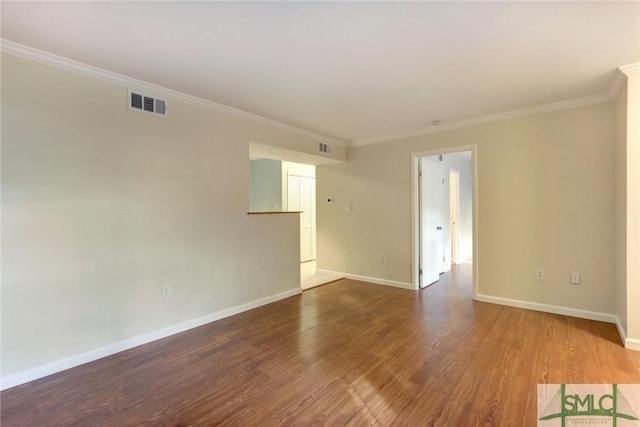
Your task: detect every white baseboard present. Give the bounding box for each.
[616,318,640,351]
[474,294,618,324]
[316,269,415,290]
[475,294,640,351]
[615,316,628,345]
[1,287,301,391]
[316,275,636,349]
[611,316,640,351]
[471,295,640,352]
[625,338,640,351]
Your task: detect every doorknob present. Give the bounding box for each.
[436,226,442,230]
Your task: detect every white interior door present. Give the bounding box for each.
[288,175,316,262]
[420,158,445,288]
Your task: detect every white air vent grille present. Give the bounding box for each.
[128,90,167,117]
[318,142,332,154]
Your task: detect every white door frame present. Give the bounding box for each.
[411,145,478,299]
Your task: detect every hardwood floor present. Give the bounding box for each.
[2,263,639,426]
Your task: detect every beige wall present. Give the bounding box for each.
[1,54,310,381]
[615,80,628,333]
[622,66,640,345]
[318,102,617,314]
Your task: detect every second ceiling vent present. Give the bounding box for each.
[318,142,332,154]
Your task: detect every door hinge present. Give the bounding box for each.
[419,269,422,276]
[442,178,445,184]
[419,171,422,177]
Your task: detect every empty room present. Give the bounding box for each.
[1,2,639,426]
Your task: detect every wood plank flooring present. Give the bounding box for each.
[2,263,639,426]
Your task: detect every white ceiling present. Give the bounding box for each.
[2,2,638,146]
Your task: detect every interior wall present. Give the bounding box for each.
[250,159,282,211]
[622,66,640,344]
[317,102,617,314]
[615,80,628,333]
[0,54,313,382]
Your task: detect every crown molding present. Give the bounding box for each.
[608,62,640,99]
[0,39,346,147]
[608,69,628,99]
[350,90,615,147]
[2,39,632,150]
[351,68,630,147]
[619,62,640,77]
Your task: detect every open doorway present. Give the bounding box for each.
[283,162,316,262]
[414,148,476,294]
[249,159,317,266]
[249,143,343,290]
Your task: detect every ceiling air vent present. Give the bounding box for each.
[128,90,167,117]
[318,142,332,154]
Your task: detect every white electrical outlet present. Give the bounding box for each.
[379,254,386,263]
[536,269,544,280]
[162,285,171,298]
[570,273,581,285]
